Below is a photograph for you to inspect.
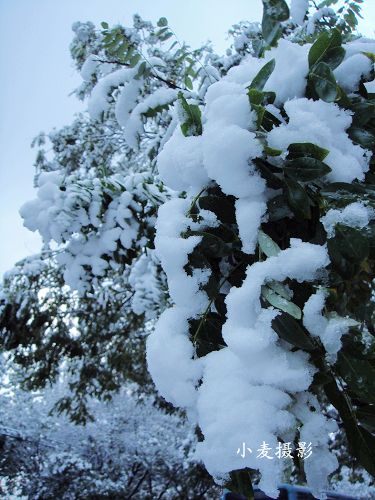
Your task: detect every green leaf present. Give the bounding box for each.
[283,157,332,182]
[284,177,312,219]
[261,0,289,48]
[308,29,342,68]
[136,61,147,78]
[128,53,141,68]
[255,159,284,189]
[101,21,109,30]
[267,194,293,221]
[157,17,168,27]
[262,285,302,319]
[264,145,283,157]
[327,224,369,279]
[253,104,266,129]
[357,405,375,433]
[267,280,292,300]
[323,373,375,478]
[184,75,193,90]
[225,469,254,500]
[249,59,276,91]
[191,312,225,358]
[287,142,330,161]
[198,195,236,224]
[362,51,375,63]
[261,13,282,47]
[348,128,375,149]
[337,352,375,405]
[323,46,346,70]
[272,312,316,351]
[329,224,369,263]
[263,0,290,21]
[248,88,264,106]
[309,62,338,102]
[258,230,281,257]
[178,92,202,136]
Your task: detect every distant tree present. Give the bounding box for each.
[1,0,375,497]
[0,382,219,499]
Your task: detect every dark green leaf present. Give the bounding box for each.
[267,194,292,221]
[348,128,375,149]
[330,224,369,263]
[101,22,109,30]
[192,312,225,357]
[198,195,236,224]
[309,62,338,102]
[357,405,375,433]
[288,142,330,161]
[225,469,254,500]
[283,157,332,182]
[255,159,284,189]
[157,17,168,27]
[261,13,281,47]
[323,374,375,477]
[272,312,316,351]
[323,46,346,70]
[338,352,375,404]
[308,29,342,68]
[284,177,312,219]
[263,0,290,21]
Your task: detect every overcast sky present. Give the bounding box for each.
[0,0,374,276]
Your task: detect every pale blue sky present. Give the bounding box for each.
[0,0,374,276]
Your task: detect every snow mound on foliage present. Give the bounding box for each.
[267,98,370,183]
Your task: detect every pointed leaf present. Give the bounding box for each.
[308,29,342,68]
[258,230,281,257]
[272,312,316,351]
[249,59,276,91]
[262,285,302,319]
[283,157,332,182]
[287,142,330,161]
[309,62,338,102]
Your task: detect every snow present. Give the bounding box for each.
[365,79,375,93]
[81,54,99,81]
[88,67,138,120]
[122,87,178,149]
[224,40,310,106]
[128,252,164,320]
[303,289,358,363]
[202,125,264,199]
[290,0,309,25]
[194,240,333,497]
[306,8,336,35]
[157,128,209,193]
[265,40,310,105]
[334,53,372,92]
[293,393,338,498]
[321,202,374,238]
[267,98,370,183]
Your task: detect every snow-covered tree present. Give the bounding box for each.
[0,382,219,499]
[1,0,375,497]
